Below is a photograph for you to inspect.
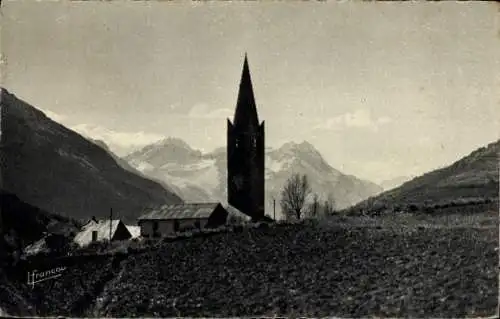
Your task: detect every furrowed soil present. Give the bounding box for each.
[6,213,498,318]
[97,217,498,318]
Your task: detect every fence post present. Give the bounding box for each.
[110,208,113,244]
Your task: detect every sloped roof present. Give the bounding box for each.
[138,203,220,220]
[82,217,99,227]
[73,219,127,247]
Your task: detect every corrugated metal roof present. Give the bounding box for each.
[73,219,124,247]
[138,203,220,220]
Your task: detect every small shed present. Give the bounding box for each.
[138,202,250,238]
[73,219,132,247]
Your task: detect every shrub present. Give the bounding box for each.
[423,206,434,214]
[233,225,244,233]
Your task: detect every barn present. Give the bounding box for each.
[138,202,250,238]
[73,219,132,247]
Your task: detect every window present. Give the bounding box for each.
[194,221,201,229]
[174,220,180,232]
[91,231,98,242]
[152,221,160,237]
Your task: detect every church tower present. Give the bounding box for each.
[227,55,265,221]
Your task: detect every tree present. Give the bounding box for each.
[323,193,336,216]
[280,173,312,220]
[308,193,320,218]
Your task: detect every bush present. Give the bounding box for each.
[423,206,434,214]
[233,225,244,233]
[408,204,419,212]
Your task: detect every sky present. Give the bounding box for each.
[2,1,499,184]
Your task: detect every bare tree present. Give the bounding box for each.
[323,193,336,216]
[280,173,312,220]
[308,193,320,218]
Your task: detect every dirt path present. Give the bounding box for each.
[84,254,129,317]
[69,254,128,317]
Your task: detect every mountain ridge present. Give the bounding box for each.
[345,139,499,213]
[125,137,383,218]
[0,88,183,224]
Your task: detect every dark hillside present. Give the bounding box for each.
[346,140,499,214]
[0,191,78,316]
[0,88,183,223]
[1,191,77,245]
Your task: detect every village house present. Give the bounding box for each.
[24,231,68,256]
[73,219,132,247]
[137,202,250,238]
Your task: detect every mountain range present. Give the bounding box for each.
[0,89,182,224]
[125,138,383,218]
[3,87,495,224]
[348,139,499,213]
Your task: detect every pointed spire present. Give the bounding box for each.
[233,54,259,127]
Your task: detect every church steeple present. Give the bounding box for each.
[233,54,259,128]
[227,53,266,221]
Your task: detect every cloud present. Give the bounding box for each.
[35,109,163,155]
[376,116,393,125]
[72,123,164,156]
[188,103,233,119]
[314,109,392,131]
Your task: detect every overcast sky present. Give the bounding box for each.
[2,1,499,183]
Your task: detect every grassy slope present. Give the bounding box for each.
[345,140,499,214]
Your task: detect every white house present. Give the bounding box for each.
[73,219,132,247]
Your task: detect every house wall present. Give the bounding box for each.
[178,219,209,230]
[139,218,209,237]
[207,204,229,228]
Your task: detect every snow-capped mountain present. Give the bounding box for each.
[125,138,383,218]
